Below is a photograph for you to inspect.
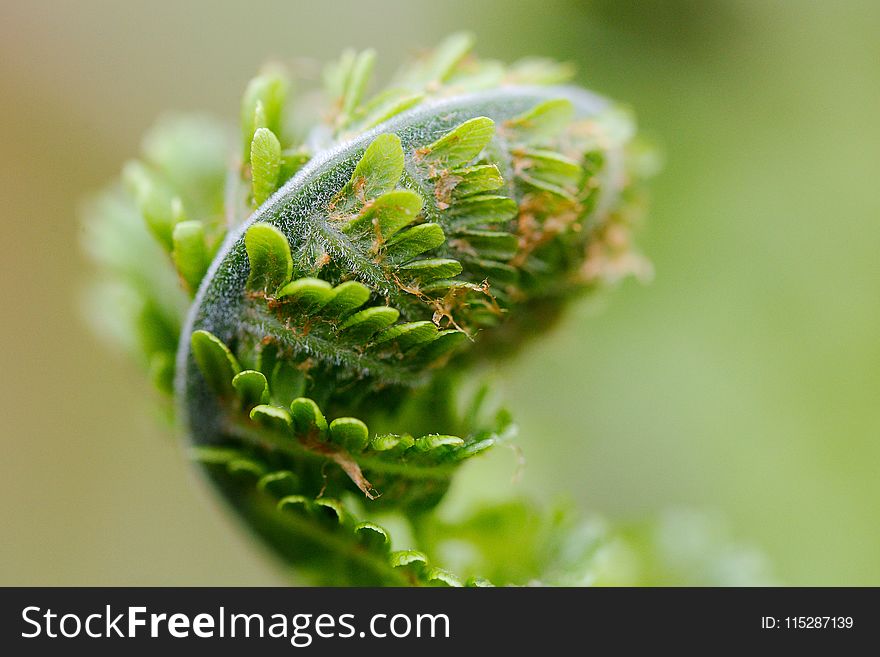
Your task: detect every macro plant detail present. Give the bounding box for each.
[83,34,763,586]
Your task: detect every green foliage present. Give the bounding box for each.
[340,49,376,119]
[276,277,334,306]
[339,306,401,342]
[122,161,178,250]
[241,68,289,159]
[335,133,404,210]
[329,417,370,452]
[249,404,293,433]
[250,127,282,206]
[418,117,495,168]
[82,34,694,587]
[395,32,474,88]
[232,370,269,408]
[320,280,371,317]
[289,397,328,438]
[341,189,424,238]
[172,220,209,293]
[505,98,575,144]
[244,223,293,293]
[191,329,240,397]
[384,223,446,262]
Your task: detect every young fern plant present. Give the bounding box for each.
[84,34,660,586]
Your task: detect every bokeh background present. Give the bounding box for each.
[2,0,878,585]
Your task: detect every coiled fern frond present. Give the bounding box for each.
[84,34,765,586]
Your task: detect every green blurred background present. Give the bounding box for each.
[1,0,878,585]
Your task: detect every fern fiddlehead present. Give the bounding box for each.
[84,35,654,586]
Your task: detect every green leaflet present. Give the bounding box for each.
[390,549,426,569]
[268,360,306,408]
[137,301,180,366]
[251,128,282,206]
[122,161,177,250]
[171,220,209,293]
[397,32,475,88]
[342,189,423,239]
[279,149,310,185]
[374,321,439,351]
[191,330,240,396]
[258,470,301,498]
[149,351,175,394]
[341,49,376,119]
[398,258,463,283]
[449,164,504,198]
[413,329,469,363]
[313,498,347,524]
[505,98,575,144]
[371,433,415,455]
[445,194,518,228]
[419,117,495,169]
[446,60,505,92]
[323,49,357,98]
[241,68,288,158]
[339,306,400,341]
[325,48,377,122]
[249,404,293,433]
[232,370,269,408]
[515,148,583,198]
[424,568,464,588]
[276,277,334,307]
[227,456,266,479]
[354,522,390,553]
[329,417,370,452]
[349,89,424,131]
[506,57,576,85]
[244,223,293,293]
[452,230,519,261]
[425,32,474,83]
[415,434,465,452]
[140,115,228,218]
[388,550,462,586]
[469,259,519,285]
[384,222,446,261]
[290,397,328,439]
[335,134,405,211]
[320,280,371,318]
